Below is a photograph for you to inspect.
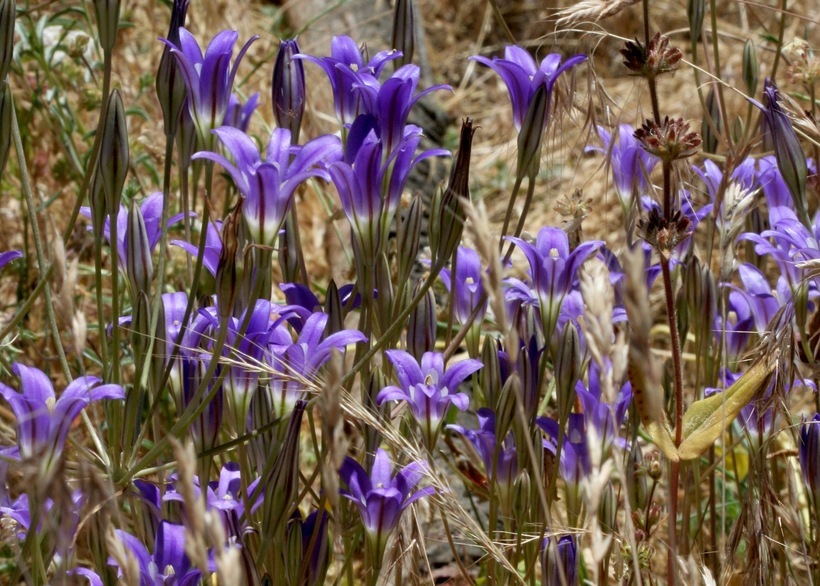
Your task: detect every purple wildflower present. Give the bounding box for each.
[272,38,306,142]
[194,127,341,247]
[439,245,488,326]
[295,35,401,128]
[470,46,586,131]
[506,227,603,339]
[111,521,202,585]
[267,311,366,418]
[799,414,820,506]
[0,364,124,474]
[377,350,481,447]
[224,92,259,132]
[542,535,578,586]
[0,250,21,272]
[587,124,658,206]
[171,219,223,277]
[159,28,258,143]
[339,448,434,566]
[538,413,591,486]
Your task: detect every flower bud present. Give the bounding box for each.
[215,202,242,319]
[285,512,304,586]
[397,194,423,286]
[177,100,197,170]
[130,291,151,363]
[324,279,344,337]
[434,118,474,265]
[627,445,648,510]
[599,481,616,534]
[799,414,820,511]
[758,80,808,226]
[687,0,705,43]
[391,0,415,68]
[0,0,15,81]
[375,252,394,335]
[684,256,716,347]
[277,216,300,284]
[156,0,189,138]
[554,321,580,420]
[93,0,121,52]
[126,199,154,299]
[541,535,578,586]
[513,469,530,525]
[0,82,11,179]
[480,336,503,411]
[98,90,129,215]
[516,82,548,181]
[301,510,330,586]
[272,39,306,143]
[743,39,758,98]
[701,86,721,155]
[406,284,436,360]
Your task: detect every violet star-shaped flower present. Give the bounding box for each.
[0,250,21,272]
[339,448,434,565]
[538,413,591,486]
[377,350,481,447]
[0,364,124,473]
[295,35,401,128]
[160,28,257,143]
[111,521,203,586]
[587,124,658,207]
[267,311,366,418]
[80,192,187,278]
[506,227,603,339]
[171,219,223,277]
[470,46,586,131]
[800,414,820,504]
[194,127,341,247]
[224,92,259,132]
[439,245,488,326]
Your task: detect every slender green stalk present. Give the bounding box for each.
[10,90,71,381]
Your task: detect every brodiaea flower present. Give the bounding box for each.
[0,250,21,272]
[799,414,820,509]
[339,448,434,570]
[506,227,603,340]
[0,364,124,475]
[470,46,586,131]
[159,28,257,144]
[194,127,341,247]
[377,350,481,448]
[586,124,658,207]
[111,522,202,585]
[439,245,488,326]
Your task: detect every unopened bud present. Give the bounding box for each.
[513,469,530,524]
[434,118,474,265]
[600,481,616,534]
[701,86,721,154]
[480,336,503,411]
[272,39,306,143]
[516,83,548,181]
[0,82,11,179]
[0,0,15,81]
[156,0,189,137]
[397,194,423,286]
[406,285,436,360]
[285,512,304,586]
[391,0,415,68]
[324,280,344,337]
[93,0,121,52]
[215,202,242,319]
[687,0,705,43]
[375,253,394,335]
[627,446,648,510]
[554,322,580,420]
[743,39,758,98]
[126,199,154,298]
[98,90,129,215]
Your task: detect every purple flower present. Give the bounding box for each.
[542,535,578,586]
[439,246,488,326]
[339,448,434,564]
[749,79,809,224]
[160,28,258,143]
[348,63,450,154]
[377,350,481,447]
[0,364,124,473]
[329,120,447,267]
[80,192,187,280]
[224,92,259,132]
[111,521,202,586]
[447,409,518,503]
[194,127,341,247]
[300,509,330,586]
[587,124,658,206]
[470,46,586,131]
[171,220,223,277]
[538,413,591,486]
[295,35,401,128]
[267,312,366,418]
[0,250,21,272]
[574,361,632,450]
[506,227,603,339]
[799,414,820,504]
[272,38,306,142]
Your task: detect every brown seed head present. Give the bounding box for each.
[634,116,701,162]
[639,207,692,258]
[621,32,682,78]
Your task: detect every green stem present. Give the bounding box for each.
[10,89,71,381]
